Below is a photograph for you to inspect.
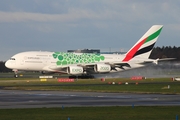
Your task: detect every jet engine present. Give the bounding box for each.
[67,66,84,75]
[94,64,111,73]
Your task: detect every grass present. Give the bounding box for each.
[0,106,179,120]
[0,77,179,94]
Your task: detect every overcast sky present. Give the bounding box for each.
[0,0,180,61]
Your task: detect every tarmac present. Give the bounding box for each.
[0,90,180,108]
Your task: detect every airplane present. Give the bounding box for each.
[5,25,174,78]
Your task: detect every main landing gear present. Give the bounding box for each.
[69,74,95,79]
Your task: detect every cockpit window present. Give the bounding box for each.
[10,58,15,60]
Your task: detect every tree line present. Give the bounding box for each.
[150,46,180,60]
[0,46,180,72]
[0,61,11,72]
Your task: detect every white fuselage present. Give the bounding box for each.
[5,51,151,74]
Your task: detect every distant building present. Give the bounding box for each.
[67,49,126,54]
[67,49,100,53]
[101,51,126,54]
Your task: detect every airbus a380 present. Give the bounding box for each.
[5,25,173,78]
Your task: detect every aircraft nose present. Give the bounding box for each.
[5,60,11,69]
[5,60,12,69]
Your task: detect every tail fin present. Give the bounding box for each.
[122,25,163,62]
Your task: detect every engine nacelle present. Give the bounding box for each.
[94,64,111,73]
[67,66,84,75]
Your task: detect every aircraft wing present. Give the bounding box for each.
[103,62,131,69]
[46,62,131,74]
[79,62,132,72]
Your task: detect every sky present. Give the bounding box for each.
[0,0,180,61]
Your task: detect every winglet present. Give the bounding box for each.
[123,25,163,62]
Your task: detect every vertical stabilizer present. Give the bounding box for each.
[122,25,163,62]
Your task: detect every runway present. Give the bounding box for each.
[0,90,180,108]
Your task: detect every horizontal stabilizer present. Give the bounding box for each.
[153,58,176,64]
[157,58,176,62]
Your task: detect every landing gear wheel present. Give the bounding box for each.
[14,74,18,78]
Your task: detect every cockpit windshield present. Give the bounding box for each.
[10,58,15,60]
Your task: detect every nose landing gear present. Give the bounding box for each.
[13,69,19,78]
[14,74,18,78]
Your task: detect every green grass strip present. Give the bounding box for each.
[0,106,179,120]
